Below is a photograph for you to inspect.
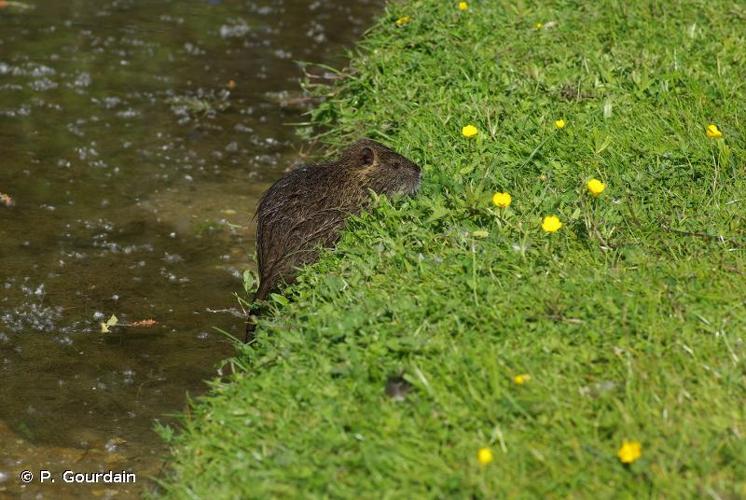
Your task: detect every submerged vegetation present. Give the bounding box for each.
[161,0,745,497]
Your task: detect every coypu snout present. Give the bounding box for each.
[245,138,421,342]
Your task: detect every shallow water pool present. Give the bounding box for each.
[0,0,383,496]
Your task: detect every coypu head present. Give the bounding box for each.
[338,138,421,197]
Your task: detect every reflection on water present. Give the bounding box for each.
[0,0,382,496]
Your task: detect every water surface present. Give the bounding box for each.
[0,0,383,496]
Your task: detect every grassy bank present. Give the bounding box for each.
[160,0,745,497]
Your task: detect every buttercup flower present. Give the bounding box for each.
[541,215,562,233]
[617,440,642,464]
[534,22,543,30]
[554,119,566,129]
[706,124,722,139]
[462,124,478,138]
[477,447,493,465]
[513,374,530,385]
[586,178,606,197]
[395,16,411,27]
[458,2,469,11]
[492,192,512,208]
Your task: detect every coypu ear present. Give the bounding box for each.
[358,145,376,167]
[342,139,381,169]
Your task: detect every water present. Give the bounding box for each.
[0,0,383,496]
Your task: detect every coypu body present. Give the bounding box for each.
[245,139,421,342]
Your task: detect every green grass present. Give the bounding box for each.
[159,0,745,497]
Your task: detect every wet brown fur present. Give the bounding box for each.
[245,139,421,342]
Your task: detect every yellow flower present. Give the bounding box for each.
[586,178,606,197]
[706,124,722,139]
[554,119,566,129]
[617,440,642,464]
[472,230,489,239]
[395,16,411,27]
[513,374,530,385]
[541,215,562,233]
[477,447,493,465]
[492,192,512,208]
[462,124,478,138]
[534,22,543,30]
[458,1,469,10]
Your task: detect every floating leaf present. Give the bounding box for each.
[131,319,157,327]
[0,1,36,10]
[100,314,119,333]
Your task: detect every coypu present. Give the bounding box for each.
[245,138,421,342]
